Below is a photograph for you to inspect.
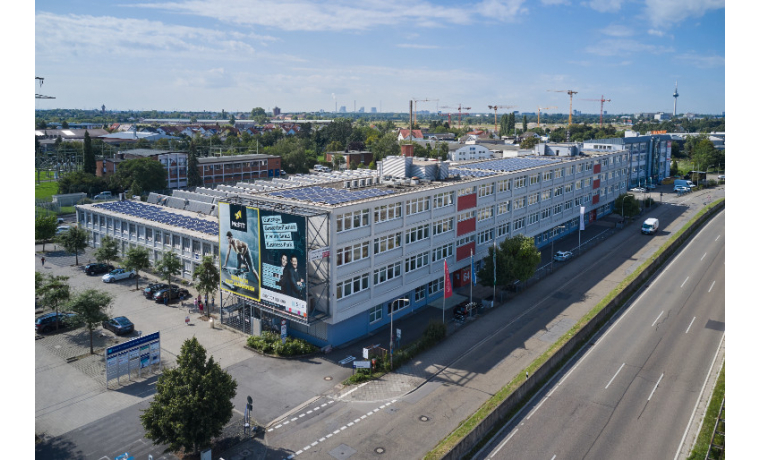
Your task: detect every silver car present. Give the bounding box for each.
[102,268,136,283]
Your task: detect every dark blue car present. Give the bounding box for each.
[102,316,134,336]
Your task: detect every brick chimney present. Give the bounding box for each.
[401,144,414,157]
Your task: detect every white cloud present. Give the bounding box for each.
[475,0,529,22]
[586,38,674,56]
[397,43,442,49]
[585,0,626,13]
[540,0,569,5]
[600,25,635,37]
[648,29,666,37]
[644,0,724,28]
[675,53,725,69]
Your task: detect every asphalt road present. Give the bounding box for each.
[475,210,725,460]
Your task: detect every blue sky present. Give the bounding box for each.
[33,0,725,115]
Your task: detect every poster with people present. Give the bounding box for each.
[258,210,308,318]
[219,203,261,301]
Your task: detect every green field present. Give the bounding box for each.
[35,181,59,201]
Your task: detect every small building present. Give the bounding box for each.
[325,151,374,169]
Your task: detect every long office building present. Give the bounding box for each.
[77,143,646,348]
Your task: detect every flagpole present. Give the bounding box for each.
[493,240,496,307]
[470,248,473,314]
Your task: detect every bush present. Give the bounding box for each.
[247,331,318,357]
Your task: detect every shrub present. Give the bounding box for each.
[247,331,318,357]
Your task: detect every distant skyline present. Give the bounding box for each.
[35,1,725,115]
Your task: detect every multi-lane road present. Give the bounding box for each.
[476,210,725,460]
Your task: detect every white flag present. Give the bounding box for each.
[580,206,585,231]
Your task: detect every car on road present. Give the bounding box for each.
[35,312,77,334]
[153,286,190,303]
[102,268,136,283]
[674,185,690,193]
[143,282,170,298]
[102,316,134,335]
[85,263,114,276]
[553,250,573,261]
[629,187,646,193]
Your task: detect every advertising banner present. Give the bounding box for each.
[219,202,261,301]
[258,209,308,318]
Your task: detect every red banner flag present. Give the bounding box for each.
[444,259,453,298]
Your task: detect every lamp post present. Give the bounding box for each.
[550,225,566,272]
[389,298,409,370]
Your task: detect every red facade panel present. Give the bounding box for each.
[457,218,476,236]
[456,241,476,262]
[592,195,600,204]
[593,164,601,174]
[457,193,477,211]
[593,179,600,189]
[452,266,472,287]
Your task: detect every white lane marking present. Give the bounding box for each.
[326,433,332,438]
[551,456,557,460]
[340,426,347,431]
[680,276,689,288]
[489,428,518,458]
[319,437,325,442]
[367,411,374,416]
[354,418,361,423]
[311,441,318,447]
[291,417,298,422]
[306,410,313,415]
[605,363,626,389]
[295,450,302,456]
[652,311,664,327]
[283,421,289,426]
[275,424,282,429]
[338,383,367,399]
[715,234,721,241]
[299,413,305,418]
[333,430,340,434]
[701,253,706,261]
[648,373,664,401]
[347,422,354,427]
[302,445,310,451]
[526,397,547,420]
[708,281,715,293]
[686,317,696,334]
[361,415,367,419]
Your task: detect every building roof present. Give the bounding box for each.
[196,154,279,164]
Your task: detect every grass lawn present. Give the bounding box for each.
[35,170,56,182]
[35,181,59,201]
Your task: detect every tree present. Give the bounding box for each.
[192,256,220,317]
[670,160,680,177]
[35,213,58,252]
[83,131,96,174]
[187,142,202,187]
[476,235,541,289]
[520,137,539,150]
[123,246,151,290]
[56,226,89,265]
[691,139,722,173]
[57,171,109,195]
[37,274,71,331]
[94,235,119,265]
[229,115,236,125]
[155,252,182,292]
[61,120,69,129]
[141,337,237,455]
[326,140,343,153]
[613,193,640,220]
[369,131,400,161]
[111,158,168,193]
[68,289,112,354]
[331,153,345,170]
[522,115,528,132]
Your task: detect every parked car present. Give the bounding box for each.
[153,286,190,303]
[85,263,114,276]
[718,175,725,180]
[102,316,134,335]
[674,185,690,193]
[93,191,112,200]
[35,312,76,334]
[143,282,170,299]
[56,225,71,235]
[553,250,573,261]
[629,187,646,193]
[102,268,136,283]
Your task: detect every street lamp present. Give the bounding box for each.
[389,298,409,370]
[550,224,566,272]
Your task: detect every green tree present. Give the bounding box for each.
[141,337,238,454]
[192,256,220,318]
[522,115,528,132]
[68,289,112,354]
[130,180,143,199]
[691,139,722,173]
[57,171,109,195]
[670,160,679,177]
[369,131,401,161]
[155,252,182,292]
[251,107,267,124]
[187,142,202,188]
[35,271,44,295]
[111,158,168,193]
[35,213,58,252]
[56,226,89,265]
[613,193,641,220]
[476,235,541,288]
[94,235,119,265]
[331,153,345,170]
[83,131,96,174]
[123,246,151,290]
[326,140,344,153]
[520,137,539,150]
[37,274,71,331]
[229,115,236,125]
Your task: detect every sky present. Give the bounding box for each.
[32,0,726,115]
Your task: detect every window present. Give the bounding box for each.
[406,224,430,244]
[514,176,526,188]
[477,206,494,221]
[458,186,475,196]
[528,192,539,206]
[541,189,552,201]
[565,183,573,193]
[192,240,200,255]
[336,241,369,266]
[529,174,540,185]
[584,178,591,188]
[374,232,402,254]
[497,179,511,192]
[496,221,510,237]
[458,210,475,221]
[554,203,562,214]
[433,191,454,208]
[432,217,454,235]
[405,252,429,272]
[541,208,551,219]
[513,196,526,210]
[478,183,494,197]
[388,298,410,314]
[406,197,430,215]
[543,171,553,181]
[497,201,511,215]
[173,235,181,249]
[477,229,493,244]
[374,202,402,223]
[554,168,564,178]
[528,212,539,225]
[576,180,582,190]
[374,262,401,285]
[554,186,563,197]
[164,232,171,246]
[415,285,426,302]
[369,305,382,323]
[575,196,582,207]
[337,209,370,232]
[337,273,369,299]
[146,228,153,242]
[457,234,475,246]
[432,243,453,262]
[514,217,525,230]
[428,276,444,295]
[566,165,574,175]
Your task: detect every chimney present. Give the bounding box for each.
[401,144,414,157]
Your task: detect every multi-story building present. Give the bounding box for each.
[196,154,282,185]
[96,149,188,188]
[582,133,671,187]
[77,148,631,348]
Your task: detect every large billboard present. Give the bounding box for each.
[219,203,308,318]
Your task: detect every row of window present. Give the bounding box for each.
[367,274,448,323]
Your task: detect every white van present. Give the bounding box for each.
[641,218,659,235]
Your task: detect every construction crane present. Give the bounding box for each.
[412,98,438,127]
[488,105,516,136]
[581,95,612,127]
[547,89,578,125]
[440,104,471,129]
[35,77,55,99]
[537,106,557,127]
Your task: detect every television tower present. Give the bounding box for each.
[673,81,679,117]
